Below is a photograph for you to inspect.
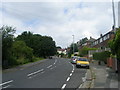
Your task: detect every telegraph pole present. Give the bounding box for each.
[72,35,74,55]
[112,0,116,31]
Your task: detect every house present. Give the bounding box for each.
[77,37,96,50]
[89,30,115,58]
[91,30,115,49]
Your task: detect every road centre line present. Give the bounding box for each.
[2,85,11,89]
[70,73,72,76]
[27,69,44,77]
[47,65,52,68]
[66,77,70,81]
[0,80,13,86]
[61,84,66,89]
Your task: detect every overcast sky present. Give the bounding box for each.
[0,0,119,48]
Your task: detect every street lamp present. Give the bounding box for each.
[72,35,74,55]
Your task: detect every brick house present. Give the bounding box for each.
[91,30,115,49]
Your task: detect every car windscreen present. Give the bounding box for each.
[71,57,77,59]
[78,58,88,61]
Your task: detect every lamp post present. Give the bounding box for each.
[72,35,74,55]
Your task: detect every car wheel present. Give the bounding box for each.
[87,66,89,69]
[76,65,79,68]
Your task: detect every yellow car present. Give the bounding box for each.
[76,57,89,69]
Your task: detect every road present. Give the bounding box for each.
[2,57,87,89]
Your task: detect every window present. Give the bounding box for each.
[100,38,102,43]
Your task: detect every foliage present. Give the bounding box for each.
[93,51,111,63]
[79,46,97,57]
[79,37,88,45]
[2,26,57,69]
[109,28,120,60]
[12,41,33,64]
[16,31,57,58]
[1,25,16,68]
[69,43,78,54]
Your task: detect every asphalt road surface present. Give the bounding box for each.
[2,57,87,89]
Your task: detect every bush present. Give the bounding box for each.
[93,51,111,64]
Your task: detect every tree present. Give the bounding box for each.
[1,25,16,68]
[79,37,88,45]
[67,43,78,57]
[109,28,120,73]
[12,41,33,64]
[79,46,97,57]
[16,31,57,58]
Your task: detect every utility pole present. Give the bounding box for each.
[72,35,74,55]
[112,0,116,31]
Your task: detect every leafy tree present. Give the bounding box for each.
[12,41,33,64]
[79,37,88,45]
[93,51,111,64]
[1,25,16,68]
[70,43,78,54]
[16,31,57,58]
[79,46,97,57]
[109,28,120,73]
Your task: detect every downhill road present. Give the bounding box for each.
[2,57,87,89]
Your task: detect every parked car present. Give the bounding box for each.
[76,57,89,69]
[71,56,78,64]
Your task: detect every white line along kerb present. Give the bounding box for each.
[0,80,13,86]
[27,69,44,77]
[61,84,66,89]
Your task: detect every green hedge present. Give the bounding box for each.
[93,51,111,63]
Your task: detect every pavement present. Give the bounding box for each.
[79,60,119,89]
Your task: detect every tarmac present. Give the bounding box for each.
[79,60,119,89]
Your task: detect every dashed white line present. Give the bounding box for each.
[2,85,11,89]
[0,80,13,86]
[61,84,66,89]
[66,77,70,81]
[47,65,52,68]
[41,71,45,74]
[27,69,44,76]
[50,68,54,70]
[70,73,72,76]
[72,70,74,73]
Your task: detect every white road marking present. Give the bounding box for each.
[20,68,24,70]
[2,85,11,89]
[27,69,44,76]
[82,77,86,82]
[66,77,70,81]
[28,77,32,79]
[79,83,83,88]
[106,74,109,77]
[0,80,13,86]
[61,84,66,89]
[47,65,52,68]
[72,70,74,73]
[85,73,87,77]
[50,68,54,70]
[70,73,72,76]
[41,71,45,74]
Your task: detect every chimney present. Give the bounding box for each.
[90,36,92,39]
